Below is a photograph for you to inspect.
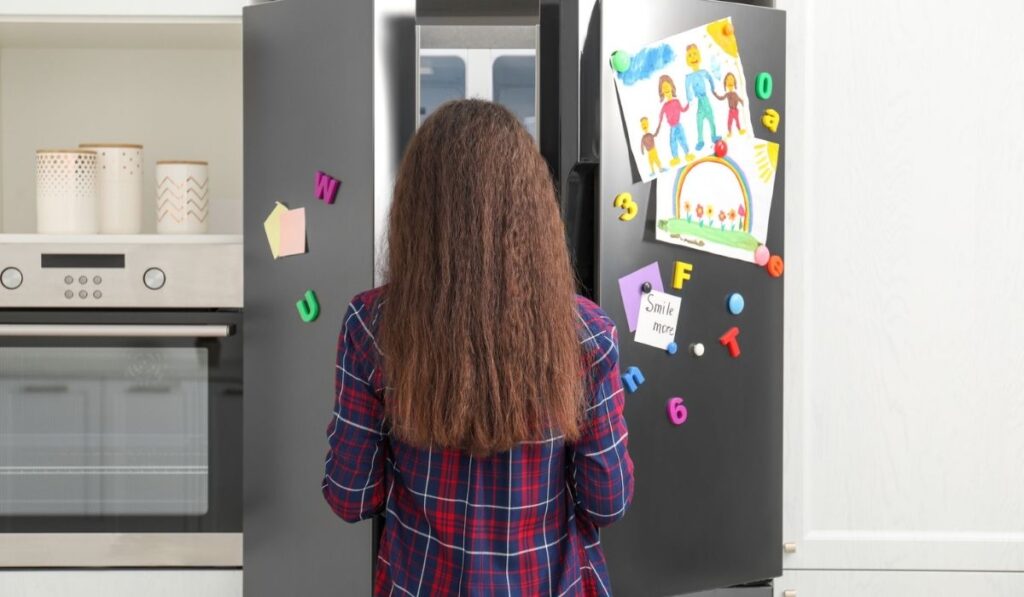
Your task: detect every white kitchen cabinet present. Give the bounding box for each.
[0,570,241,597]
[0,1,253,18]
[0,17,242,234]
[775,570,1024,597]
[778,0,1024,578]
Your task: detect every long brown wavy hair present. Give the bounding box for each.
[379,99,584,456]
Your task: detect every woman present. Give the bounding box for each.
[322,99,634,596]
[652,74,692,166]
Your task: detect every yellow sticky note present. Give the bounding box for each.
[263,202,288,259]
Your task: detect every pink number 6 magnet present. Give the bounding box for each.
[666,397,688,426]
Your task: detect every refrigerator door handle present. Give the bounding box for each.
[564,160,599,297]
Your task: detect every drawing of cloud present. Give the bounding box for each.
[617,44,676,85]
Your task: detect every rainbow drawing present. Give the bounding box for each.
[673,155,753,232]
[656,138,778,263]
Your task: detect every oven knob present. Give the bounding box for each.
[143,267,166,290]
[1,267,23,290]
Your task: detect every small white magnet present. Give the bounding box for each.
[690,342,705,357]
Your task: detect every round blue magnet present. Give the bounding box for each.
[727,292,745,315]
[666,341,678,355]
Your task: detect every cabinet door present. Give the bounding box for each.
[779,0,1024,575]
[0,570,242,597]
[775,570,1024,597]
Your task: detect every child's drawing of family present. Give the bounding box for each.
[638,43,746,178]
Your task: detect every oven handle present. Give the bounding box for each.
[0,324,233,338]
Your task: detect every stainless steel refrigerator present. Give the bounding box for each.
[243,0,785,595]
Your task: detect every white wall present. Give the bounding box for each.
[778,0,1024,593]
[0,46,242,233]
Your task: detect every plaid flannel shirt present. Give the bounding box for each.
[323,288,634,596]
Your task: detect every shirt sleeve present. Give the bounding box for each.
[568,317,635,528]
[322,299,388,523]
[703,70,716,94]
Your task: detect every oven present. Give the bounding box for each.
[0,236,242,568]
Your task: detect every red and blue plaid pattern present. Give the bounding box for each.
[323,288,634,596]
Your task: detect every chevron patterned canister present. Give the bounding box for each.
[155,160,209,234]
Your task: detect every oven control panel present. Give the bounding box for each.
[0,237,242,308]
[63,274,104,301]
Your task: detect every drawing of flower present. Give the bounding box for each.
[718,210,727,230]
[728,208,737,230]
[696,204,704,227]
[706,205,715,228]
[738,204,746,229]
[684,201,692,223]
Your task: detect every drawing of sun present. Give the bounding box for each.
[754,142,779,183]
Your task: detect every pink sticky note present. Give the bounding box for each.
[617,261,664,332]
[278,207,307,257]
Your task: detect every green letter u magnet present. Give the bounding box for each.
[296,289,320,322]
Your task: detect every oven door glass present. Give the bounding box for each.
[0,316,241,534]
[0,346,208,516]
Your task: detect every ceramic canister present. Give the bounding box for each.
[35,149,99,234]
[79,143,143,234]
[155,160,209,234]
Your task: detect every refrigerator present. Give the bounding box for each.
[243,0,785,595]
